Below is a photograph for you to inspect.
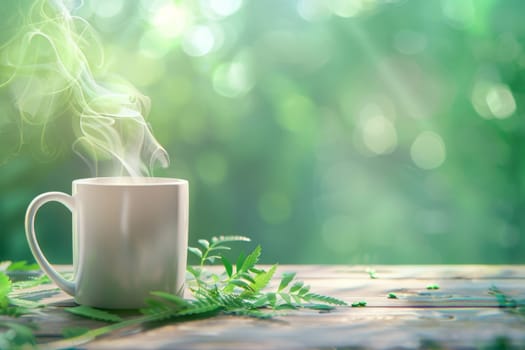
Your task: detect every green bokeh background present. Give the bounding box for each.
[1,0,524,264]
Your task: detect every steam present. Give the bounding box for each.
[0,0,169,176]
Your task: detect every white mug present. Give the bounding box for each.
[25,177,189,309]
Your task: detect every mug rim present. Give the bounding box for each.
[73,177,188,186]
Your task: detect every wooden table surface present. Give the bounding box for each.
[7,265,525,349]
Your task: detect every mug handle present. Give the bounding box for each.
[25,192,76,296]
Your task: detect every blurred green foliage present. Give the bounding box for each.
[1,0,524,264]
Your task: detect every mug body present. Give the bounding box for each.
[72,177,188,309]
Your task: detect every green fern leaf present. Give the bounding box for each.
[275,303,297,310]
[252,295,268,308]
[175,304,221,317]
[240,245,261,272]
[250,265,277,293]
[291,294,302,304]
[188,247,203,259]
[278,272,295,292]
[303,293,347,306]
[298,285,310,296]
[217,293,246,309]
[65,306,122,322]
[279,292,292,305]
[266,292,277,308]
[198,239,210,250]
[221,256,233,277]
[290,281,304,293]
[6,261,39,272]
[62,326,90,338]
[235,252,245,273]
[229,279,253,291]
[239,272,256,284]
[0,272,11,308]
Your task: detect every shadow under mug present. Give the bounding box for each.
[24,177,189,309]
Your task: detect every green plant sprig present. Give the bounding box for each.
[49,235,347,348]
[488,285,525,320]
[186,236,347,313]
[2,236,348,349]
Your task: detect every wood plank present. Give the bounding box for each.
[275,265,525,280]
[7,265,525,349]
[83,307,525,349]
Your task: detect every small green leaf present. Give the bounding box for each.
[278,272,296,292]
[305,293,348,306]
[0,272,11,303]
[250,267,264,274]
[235,252,245,273]
[266,292,277,307]
[292,294,302,304]
[290,281,304,293]
[240,272,256,284]
[6,261,39,272]
[351,301,367,307]
[388,293,398,299]
[221,256,233,277]
[279,292,292,305]
[275,303,297,310]
[198,239,210,250]
[188,247,203,259]
[240,245,261,272]
[229,279,253,291]
[174,304,221,317]
[62,326,90,338]
[252,295,268,308]
[65,306,122,322]
[250,265,277,293]
[298,285,311,296]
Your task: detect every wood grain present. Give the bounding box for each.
[13,265,525,349]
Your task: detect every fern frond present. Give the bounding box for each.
[303,293,348,306]
[174,304,221,318]
[239,245,261,272]
[250,265,277,293]
[65,306,122,322]
[278,272,295,292]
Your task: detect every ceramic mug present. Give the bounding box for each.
[25,177,189,309]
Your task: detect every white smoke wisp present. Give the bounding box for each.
[0,0,169,176]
